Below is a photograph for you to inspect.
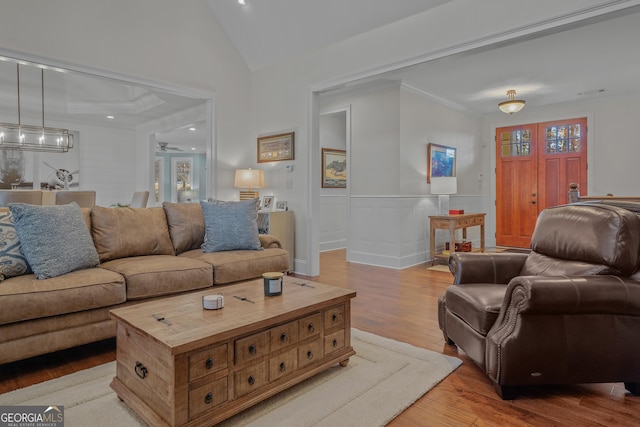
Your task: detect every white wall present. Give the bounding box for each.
[0,0,252,201]
[319,111,347,252]
[252,0,628,275]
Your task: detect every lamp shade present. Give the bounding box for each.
[234,169,264,190]
[431,177,457,194]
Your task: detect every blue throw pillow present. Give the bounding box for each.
[200,198,262,252]
[0,211,30,280]
[9,202,100,279]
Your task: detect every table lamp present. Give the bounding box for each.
[234,168,264,200]
[431,177,457,215]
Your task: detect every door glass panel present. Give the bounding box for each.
[501,129,532,157]
[545,123,582,154]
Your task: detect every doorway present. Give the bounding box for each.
[496,117,588,247]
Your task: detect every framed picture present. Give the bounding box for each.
[261,195,275,211]
[257,132,295,163]
[275,200,288,211]
[427,143,456,183]
[321,148,347,188]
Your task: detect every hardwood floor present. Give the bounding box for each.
[1,249,639,426]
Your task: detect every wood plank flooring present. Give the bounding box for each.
[1,249,639,426]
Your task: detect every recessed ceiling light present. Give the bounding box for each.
[238,0,247,6]
[577,89,605,96]
[189,127,196,131]
[191,147,196,151]
[107,115,115,119]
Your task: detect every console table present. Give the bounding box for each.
[429,213,486,262]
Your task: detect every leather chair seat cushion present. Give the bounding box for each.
[445,284,507,336]
[180,248,290,285]
[101,255,213,300]
[0,268,126,325]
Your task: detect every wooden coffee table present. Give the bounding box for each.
[109,277,356,427]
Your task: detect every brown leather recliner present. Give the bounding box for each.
[438,203,640,399]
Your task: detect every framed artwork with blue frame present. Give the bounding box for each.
[427,143,456,183]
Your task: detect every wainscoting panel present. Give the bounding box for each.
[347,195,490,269]
[319,195,347,252]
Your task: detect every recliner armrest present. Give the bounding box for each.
[449,252,529,285]
[497,275,640,316]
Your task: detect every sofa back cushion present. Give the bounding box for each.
[162,202,205,254]
[521,203,640,276]
[91,206,174,262]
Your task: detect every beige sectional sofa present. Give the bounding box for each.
[0,201,289,365]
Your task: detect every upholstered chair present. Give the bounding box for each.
[54,190,96,208]
[0,190,43,206]
[130,191,149,208]
[438,203,640,399]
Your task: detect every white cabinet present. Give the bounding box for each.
[258,211,294,271]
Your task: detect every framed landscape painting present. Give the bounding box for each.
[427,143,456,183]
[322,148,346,188]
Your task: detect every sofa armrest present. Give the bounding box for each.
[449,252,529,285]
[259,234,283,249]
[498,275,640,316]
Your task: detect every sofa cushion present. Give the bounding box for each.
[163,202,205,254]
[200,198,262,252]
[0,268,126,325]
[180,247,289,284]
[0,211,30,280]
[100,255,213,300]
[10,202,100,279]
[91,206,174,262]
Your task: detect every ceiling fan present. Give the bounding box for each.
[157,142,183,152]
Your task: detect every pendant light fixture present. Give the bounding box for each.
[0,64,73,152]
[498,89,526,114]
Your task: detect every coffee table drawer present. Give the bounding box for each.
[269,348,298,381]
[324,305,345,329]
[235,331,269,364]
[235,362,268,398]
[269,320,299,351]
[299,313,322,339]
[189,377,228,419]
[324,329,345,355]
[298,339,324,369]
[189,344,228,381]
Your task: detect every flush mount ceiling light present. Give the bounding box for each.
[498,89,526,114]
[0,64,73,152]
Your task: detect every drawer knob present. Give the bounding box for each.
[307,350,314,360]
[332,338,338,347]
[249,344,257,355]
[279,362,286,372]
[248,375,255,385]
[204,392,213,404]
[280,332,288,343]
[332,314,338,322]
[134,361,148,379]
[205,357,213,369]
[307,323,314,333]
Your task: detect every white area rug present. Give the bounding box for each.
[0,329,461,426]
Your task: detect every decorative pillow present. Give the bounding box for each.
[0,211,30,280]
[162,202,205,254]
[200,198,262,252]
[91,206,174,262]
[9,202,100,280]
